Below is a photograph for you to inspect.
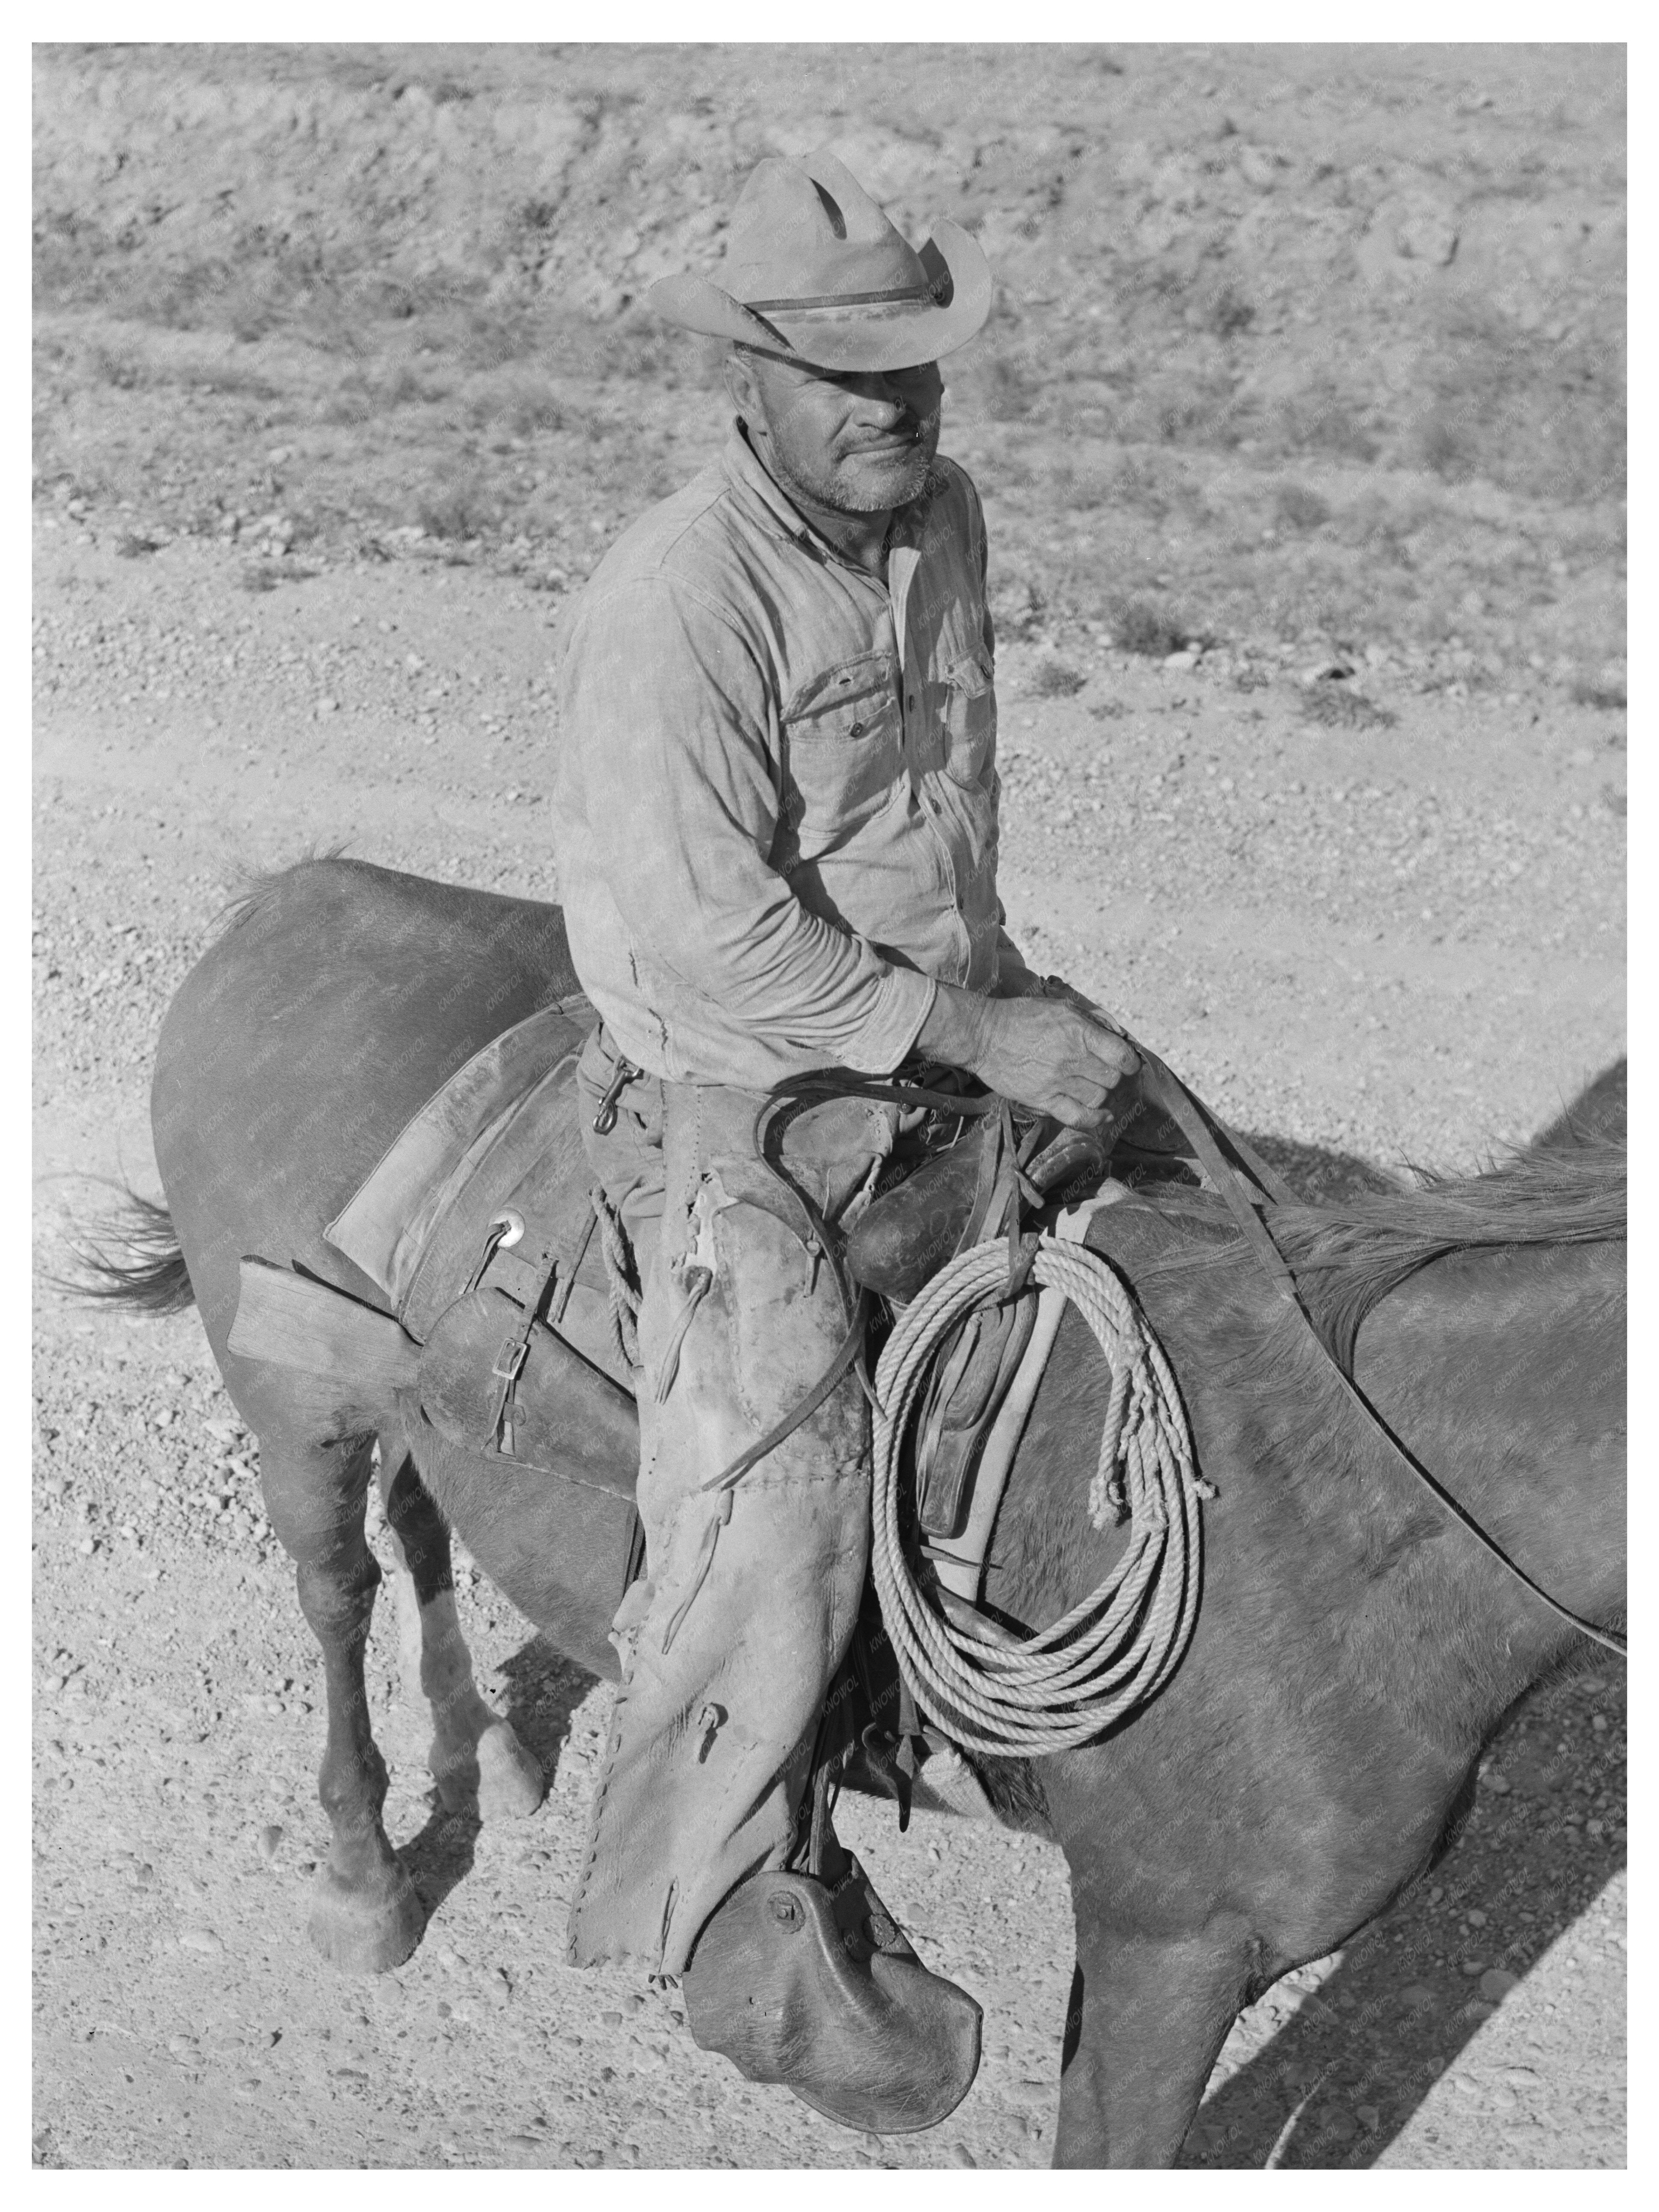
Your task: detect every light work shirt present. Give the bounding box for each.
[552,423,1023,1090]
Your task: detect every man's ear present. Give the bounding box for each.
[722,346,759,424]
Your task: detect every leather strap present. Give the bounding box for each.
[699,1298,870,1496]
[1130,1043,1304,1309]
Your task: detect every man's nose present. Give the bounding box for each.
[855,367,937,408]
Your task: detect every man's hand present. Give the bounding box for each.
[916,981,1140,1131]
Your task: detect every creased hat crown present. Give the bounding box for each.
[720,152,931,310]
[645,147,992,373]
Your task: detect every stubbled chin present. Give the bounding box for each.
[836,450,933,510]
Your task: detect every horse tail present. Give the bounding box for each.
[58,1187,196,1315]
[212,841,351,939]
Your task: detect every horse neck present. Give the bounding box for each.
[980,1222,1624,1755]
[1351,1234,1626,1683]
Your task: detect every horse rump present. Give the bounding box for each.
[55,1184,195,1315]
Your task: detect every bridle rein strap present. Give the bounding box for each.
[1124,1032,1627,1664]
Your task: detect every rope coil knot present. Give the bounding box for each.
[870,1231,1208,1756]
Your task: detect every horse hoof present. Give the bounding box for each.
[475,1720,545,1821]
[306,1860,426,1974]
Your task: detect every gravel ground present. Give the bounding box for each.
[32,513,1625,2170]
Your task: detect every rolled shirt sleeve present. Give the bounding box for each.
[557,574,936,1078]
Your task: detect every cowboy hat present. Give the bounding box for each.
[645,149,992,373]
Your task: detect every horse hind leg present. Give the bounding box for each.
[260,1426,426,1974]
[377,1443,544,1822]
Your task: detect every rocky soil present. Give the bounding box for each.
[34,40,1623,2174]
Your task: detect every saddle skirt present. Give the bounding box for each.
[323,990,630,1389]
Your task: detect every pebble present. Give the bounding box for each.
[1479,1968,1520,2001]
[177,1927,223,1954]
[257,1824,284,1863]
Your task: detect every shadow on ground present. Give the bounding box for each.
[1177,1667,1626,2168]
[401,1796,483,1922]
[393,1638,596,1923]
[1240,1133,1401,1203]
[497,1635,600,1786]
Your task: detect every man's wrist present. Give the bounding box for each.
[915,980,992,1072]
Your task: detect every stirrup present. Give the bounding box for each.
[681,1855,982,2134]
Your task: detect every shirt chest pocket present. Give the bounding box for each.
[780,654,903,842]
[939,646,997,788]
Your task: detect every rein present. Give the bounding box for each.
[1123,1032,1628,1664]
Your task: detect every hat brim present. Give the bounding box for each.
[646,220,992,372]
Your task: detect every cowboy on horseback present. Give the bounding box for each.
[552,149,1139,2123]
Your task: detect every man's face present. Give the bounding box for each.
[733,350,944,517]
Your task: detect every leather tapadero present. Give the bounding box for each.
[683,1860,981,2133]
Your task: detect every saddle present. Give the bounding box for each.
[225,1006,1206,1788]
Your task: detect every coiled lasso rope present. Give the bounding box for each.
[870,1235,1212,1755]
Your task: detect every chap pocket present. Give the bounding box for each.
[941,648,997,788]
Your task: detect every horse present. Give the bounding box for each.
[80,855,1626,2169]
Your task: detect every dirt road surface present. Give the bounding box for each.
[33,519,1625,2171]
[34,41,1623,2172]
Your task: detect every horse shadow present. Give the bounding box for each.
[1237,1133,1402,1204]
[400,1799,484,1920]
[1177,1663,1626,2169]
[494,1636,601,1784]
[397,1638,598,1920]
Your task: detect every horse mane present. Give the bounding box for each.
[1138,1136,1626,1372]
